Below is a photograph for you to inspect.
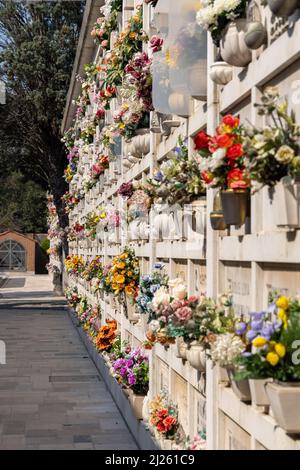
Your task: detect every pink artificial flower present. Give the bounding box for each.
[150,35,163,53]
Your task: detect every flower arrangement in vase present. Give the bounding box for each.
[96,319,118,352]
[149,390,179,444]
[194,115,250,226]
[64,255,85,276]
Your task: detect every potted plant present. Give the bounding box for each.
[196,0,252,67]
[149,391,179,447]
[244,87,300,228]
[263,296,300,433]
[112,348,149,420]
[194,117,250,226]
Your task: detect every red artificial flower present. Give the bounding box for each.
[227,143,244,160]
[209,134,233,152]
[157,408,168,419]
[227,169,249,189]
[163,416,177,431]
[194,131,209,150]
[96,108,105,119]
[201,171,213,185]
[223,114,240,128]
[156,421,166,433]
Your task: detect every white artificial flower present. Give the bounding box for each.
[209,147,226,170]
[275,145,295,164]
[173,284,187,300]
[210,333,245,367]
[152,287,171,310]
[148,320,160,332]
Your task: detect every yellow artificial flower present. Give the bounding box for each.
[115,274,125,284]
[276,296,289,310]
[252,336,267,348]
[278,308,287,322]
[274,343,286,358]
[125,286,135,296]
[132,15,139,23]
[117,262,125,270]
[266,352,280,367]
[129,32,137,40]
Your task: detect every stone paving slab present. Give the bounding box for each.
[0,274,138,450]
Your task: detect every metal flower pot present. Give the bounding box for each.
[267,0,299,17]
[210,211,227,231]
[220,190,250,226]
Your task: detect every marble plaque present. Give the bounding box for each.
[222,262,251,316]
[172,372,188,434]
[193,261,206,296]
[155,358,169,394]
[223,415,251,450]
[261,262,300,308]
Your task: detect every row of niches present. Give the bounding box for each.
[65,258,300,448]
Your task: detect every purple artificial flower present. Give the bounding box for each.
[251,320,263,331]
[251,311,265,321]
[235,322,247,335]
[128,373,136,386]
[242,352,252,358]
[154,262,164,269]
[261,324,274,341]
[246,329,257,342]
[119,367,128,376]
[150,35,163,53]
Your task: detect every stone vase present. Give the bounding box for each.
[220,19,252,67]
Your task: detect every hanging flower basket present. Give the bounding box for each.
[267,0,299,18]
[176,337,188,360]
[244,21,267,50]
[266,381,300,433]
[274,177,300,228]
[220,190,250,226]
[186,342,206,372]
[209,61,233,85]
[131,128,150,158]
[220,19,252,67]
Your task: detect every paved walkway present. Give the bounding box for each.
[0,273,137,450]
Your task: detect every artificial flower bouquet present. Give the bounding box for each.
[243,87,300,188]
[96,319,118,352]
[65,286,81,309]
[148,137,206,206]
[64,255,85,276]
[149,390,179,440]
[67,223,85,242]
[196,0,250,46]
[103,6,148,88]
[136,264,169,320]
[145,278,199,347]
[194,115,249,191]
[82,256,103,282]
[112,348,149,396]
[184,293,235,354]
[84,212,101,240]
[233,295,300,382]
[105,247,140,299]
[91,0,122,49]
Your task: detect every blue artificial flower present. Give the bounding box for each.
[154,263,164,270]
[150,284,160,294]
[154,171,164,182]
[268,303,276,315]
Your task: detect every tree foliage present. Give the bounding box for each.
[0,172,47,233]
[0,0,85,230]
